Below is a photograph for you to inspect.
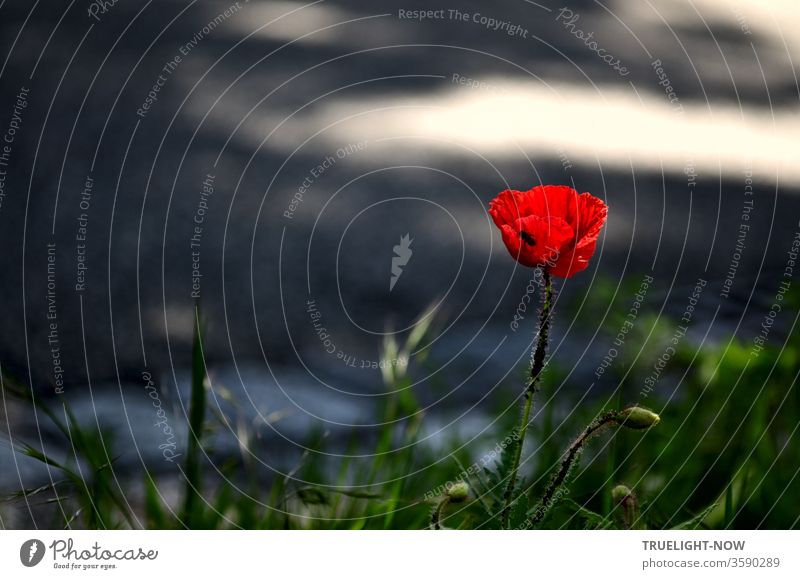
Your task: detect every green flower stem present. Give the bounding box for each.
[430,496,450,530]
[527,411,618,528]
[501,268,553,529]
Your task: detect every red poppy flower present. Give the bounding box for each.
[489,185,608,278]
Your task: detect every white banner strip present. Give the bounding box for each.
[1,531,798,577]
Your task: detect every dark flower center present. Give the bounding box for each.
[520,231,536,246]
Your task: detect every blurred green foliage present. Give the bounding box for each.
[2,282,797,529]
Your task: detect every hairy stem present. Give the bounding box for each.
[527,411,618,528]
[431,497,450,530]
[501,269,553,529]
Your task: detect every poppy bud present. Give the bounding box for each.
[611,484,633,503]
[612,484,640,529]
[617,406,660,430]
[446,481,469,503]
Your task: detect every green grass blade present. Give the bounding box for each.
[182,307,208,527]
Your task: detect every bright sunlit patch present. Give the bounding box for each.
[203,78,798,184]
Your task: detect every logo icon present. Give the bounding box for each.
[20,539,45,567]
[390,234,413,291]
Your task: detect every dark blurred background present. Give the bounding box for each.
[0,0,798,527]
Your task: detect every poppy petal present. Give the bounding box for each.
[489,184,608,278]
[499,215,574,268]
[574,192,608,244]
[489,189,524,228]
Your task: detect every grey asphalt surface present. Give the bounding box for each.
[0,0,798,501]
